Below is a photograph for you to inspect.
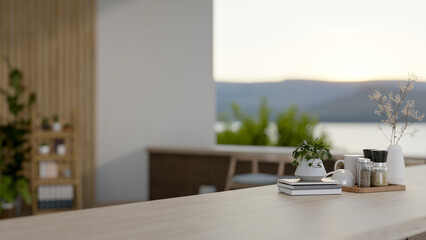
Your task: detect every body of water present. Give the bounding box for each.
[315,122,426,156]
[215,122,426,156]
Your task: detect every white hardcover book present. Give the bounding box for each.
[39,162,47,178]
[278,178,340,186]
[45,161,59,178]
[64,185,69,200]
[38,186,47,201]
[44,186,49,201]
[63,185,73,200]
[58,185,64,200]
[277,182,341,190]
[55,185,62,200]
[69,185,74,199]
[50,185,55,200]
[49,185,53,201]
[278,186,342,196]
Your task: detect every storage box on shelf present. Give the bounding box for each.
[30,114,82,214]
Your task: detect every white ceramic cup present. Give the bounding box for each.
[326,169,355,187]
[334,154,363,184]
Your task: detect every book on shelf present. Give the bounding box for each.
[37,185,74,209]
[39,161,59,178]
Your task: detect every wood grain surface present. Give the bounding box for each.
[342,184,406,193]
[0,165,425,240]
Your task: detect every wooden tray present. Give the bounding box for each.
[342,184,406,193]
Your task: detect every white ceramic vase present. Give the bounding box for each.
[294,159,326,181]
[387,144,405,184]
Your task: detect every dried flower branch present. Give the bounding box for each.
[369,73,424,145]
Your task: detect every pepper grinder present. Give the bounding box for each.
[371,150,389,187]
[363,149,373,159]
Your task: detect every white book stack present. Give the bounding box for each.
[37,185,74,209]
[277,177,342,196]
[39,161,59,178]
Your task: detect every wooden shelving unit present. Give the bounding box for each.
[30,113,82,214]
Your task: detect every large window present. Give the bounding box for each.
[214,0,426,155]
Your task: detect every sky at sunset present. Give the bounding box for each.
[214,0,426,83]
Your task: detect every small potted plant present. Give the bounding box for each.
[52,114,62,132]
[0,175,31,216]
[63,123,73,132]
[292,139,332,181]
[41,117,50,130]
[38,142,50,155]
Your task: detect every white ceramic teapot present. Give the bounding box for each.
[326,169,355,187]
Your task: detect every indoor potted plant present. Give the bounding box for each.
[292,139,332,181]
[38,142,50,155]
[63,123,73,132]
[52,114,62,132]
[0,175,31,216]
[41,117,50,130]
[0,58,34,215]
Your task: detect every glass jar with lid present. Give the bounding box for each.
[357,158,371,188]
[371,150,389,187]
[371,162,388,187]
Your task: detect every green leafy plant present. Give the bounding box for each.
[41,117,50,130]
[217,97,330,147]
[0,176,31,208]
[63,123,72,131]
[0,57,35,213]
[275,105,329,147]
[53,114,59,123]
[217,97,271,146]
[292,139,332,167]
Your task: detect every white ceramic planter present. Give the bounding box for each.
[295,159,327,181]
[387,144,405,184]
[52,122,62,132]
[38,145,50,155]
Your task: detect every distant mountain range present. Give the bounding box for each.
[216,80,426,122]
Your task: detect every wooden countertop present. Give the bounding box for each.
[1,165,426,240]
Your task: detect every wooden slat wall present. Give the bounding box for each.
[0,0,95,208]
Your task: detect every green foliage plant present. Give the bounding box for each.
[0,58,35,212]
[64,123,72,130]
[292,139,332,168]
[217,98,330,148]
[41,117,50,130]
[217,97,271,146]
[275,105,322,146]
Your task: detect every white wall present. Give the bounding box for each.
[96,0,214,203]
